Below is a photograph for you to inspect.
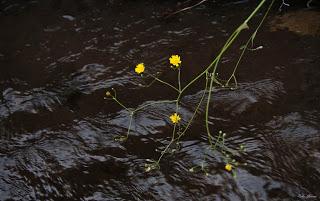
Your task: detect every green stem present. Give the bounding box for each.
[157,139,174,163]
[181,0,267,94]
[212,132,222,150]
[147,73,180,93]
[178,68,182,92]
[245,0,267,24]
[113,97,131,112]
[126,113,134,138]
[175,72,209,142]
[205,58,220,147]
[226,0,275,86]
[157,93,182,164]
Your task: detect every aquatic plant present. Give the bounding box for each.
[134,63,145,74]
[105,0,275,176]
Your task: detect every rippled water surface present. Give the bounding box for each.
[1,0,320,200]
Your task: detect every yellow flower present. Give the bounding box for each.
[225,163,232,172]
[135,63,145,74]
[169,55,181,68]
[170,113,181,124]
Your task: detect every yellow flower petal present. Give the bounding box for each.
[135,63,145,74]
[169,55,181,68]
[170,113,181,124]
[225,163,232,172]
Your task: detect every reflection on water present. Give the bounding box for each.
[1,0,320,200]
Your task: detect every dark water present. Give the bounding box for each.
[1,0,320,200]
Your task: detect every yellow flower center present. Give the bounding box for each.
[169,55,181,68]
[170,113,181,124]
[135,63,145,74]
[225,163,232,172]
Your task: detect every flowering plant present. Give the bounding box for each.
[105,0,274,176]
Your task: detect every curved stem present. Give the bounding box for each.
[134,100,177,113]
[205,58,220,147]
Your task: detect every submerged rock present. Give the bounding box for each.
[269,10,320,36]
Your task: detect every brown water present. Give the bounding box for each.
[1,0,320,200]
